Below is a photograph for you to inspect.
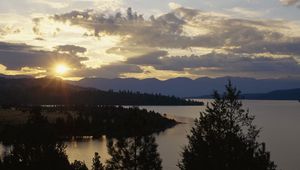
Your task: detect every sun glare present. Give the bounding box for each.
[55,64,70,75]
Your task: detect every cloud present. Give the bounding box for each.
[280,0,300,5]
[0,25,20,37]
[94,0,123,11]
[32,17,42,36]
[106,46,167,58]
[168,2,182,10]
[51,8,187,47]
[0,41,141,78]
[31,0,69,9]
[48,7,300,79]
[2,6,300,79]
[126,52,300,77]
[51,7,299,52]
[227,7,263,18]
[231,38,300,55]
[126,50,169,65]
[0,42,87,70]
[187,55,300,78]
[71,63,142,78]
[55,45,87,54]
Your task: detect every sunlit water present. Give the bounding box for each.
[1,100,300,170]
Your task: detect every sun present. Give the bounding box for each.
[55,64,70,75]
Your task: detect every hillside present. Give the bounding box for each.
[194,88,300,100]
[241,88,300,100]
[0,77,202,105]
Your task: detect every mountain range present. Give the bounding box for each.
[0,77,200,105]
[70,77,300,98]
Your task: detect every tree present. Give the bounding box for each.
[92,152,105,170]
[106,135,162,170]
[178,81,277,170]
[71,160,88,170]
[0,109,71,170]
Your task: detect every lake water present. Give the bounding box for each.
[65,100,300,170]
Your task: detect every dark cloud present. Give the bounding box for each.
[188,55,300,78]
[126,51,300,76]
[34,37,45,41]
[55,45,87,54]
[71,63,143,78]
[128,50,168,65]
[0,42,87,70]
[231,38,300,55]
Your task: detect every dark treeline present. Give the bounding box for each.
[0,110,163,170]
[0,105,177,144]
[0,77,202,105]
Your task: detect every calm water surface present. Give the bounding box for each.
[65,100,300,170]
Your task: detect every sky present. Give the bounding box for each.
[0,0,300,80]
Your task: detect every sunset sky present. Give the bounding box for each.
[0,0,300,80]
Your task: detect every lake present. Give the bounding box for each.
[65,100,300,170]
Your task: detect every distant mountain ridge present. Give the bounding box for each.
[0,74,32,79]
[242,88,300,100]
[0,77,201,105]
[196,88,300,100]
[70,77,300,98]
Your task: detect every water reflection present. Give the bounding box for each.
[65,136,110,168]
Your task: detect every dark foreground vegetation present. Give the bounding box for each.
[0,82,277,170]
[0,111,162,170]
[0,77,202,105]
[0,106,168,169]
[0,106,164,170]
[178,81,277,170]
[0,136,162,170]
[0,105,177,143]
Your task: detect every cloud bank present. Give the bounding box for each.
[0,5,300,79]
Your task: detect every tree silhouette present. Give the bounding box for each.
[178,81,277,170]
[71,160,88,170]
[92,152,105,170]
[106,135,162,170]
[0,109,71,170]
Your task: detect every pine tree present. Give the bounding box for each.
[178,81,277,170]
[92,152,105,170]
[106,135,162,170]
[71,160,88,170]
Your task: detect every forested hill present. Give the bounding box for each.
[0,77,202,105]
[193,88,300,100]
[241,88,300,100]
